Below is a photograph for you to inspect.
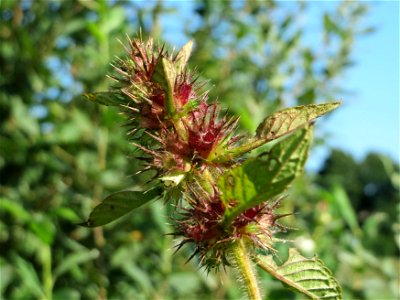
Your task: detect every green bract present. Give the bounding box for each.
[218,126,312,226]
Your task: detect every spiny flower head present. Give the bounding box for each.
[174,73,199,108]
[186,103,240,160]
[174,188,289,270]
[137,102,240,185]
[109,36,244,190]
[110,35,202,130]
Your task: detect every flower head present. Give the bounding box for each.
[174,188,290,270]
[135,102,240,186]
[186,104,239,159]
[110,36,203,131]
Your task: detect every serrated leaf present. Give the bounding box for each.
[79,188,161,227]
[212,102,340,163]
[80,92,127,106]
[255,102,340,140]
[174,40,193,73]
[218,127,312,225]
[257,248,342,300]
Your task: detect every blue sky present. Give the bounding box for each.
[318,1,399,163]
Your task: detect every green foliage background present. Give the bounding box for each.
[0,1,398,299]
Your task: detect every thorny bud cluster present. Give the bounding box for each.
[109,35,288,269]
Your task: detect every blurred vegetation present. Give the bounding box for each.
[0,1,398,299]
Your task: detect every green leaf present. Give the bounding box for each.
[324,184,361,236]
[79,92,127,106]
[28,215,56,245]
[162,58,177,115]
[152,57,177,115]
[257,248,342,300]
[13,255,45,299]
[79,188,161,227]
[53,248,99,279]
[53,288,80,300]
[213,102,340,162]
[323,14,344,38]
[0,198,30,222]
[255,102,340,140]
[174,40,193,73]
[0,258,13,295]
[218,127,312,225]
[168,272,204,295]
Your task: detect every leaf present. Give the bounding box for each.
[218,127,312,225]
[168,272,203,295]
[255,102,340,141]
[0,258,13,295]
[324,184,361,236]
[79,188,161,227]
[162,58,177,115]
[257,248,342,300]
[121,262,153,293]
[152,57,177,115]
[213,102,340,162]
[174,40,193,73]
[323,14,344,38]
[54,249,99,279]
[0,198,30,222]
[13,255,45,299]
[28,215,56,245]
[53,288,80,300]
[79,92,127,106]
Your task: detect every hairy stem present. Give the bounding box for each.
[231,240,262,300]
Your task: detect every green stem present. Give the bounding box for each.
[231,240,262,300]
[42,245,53,300]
